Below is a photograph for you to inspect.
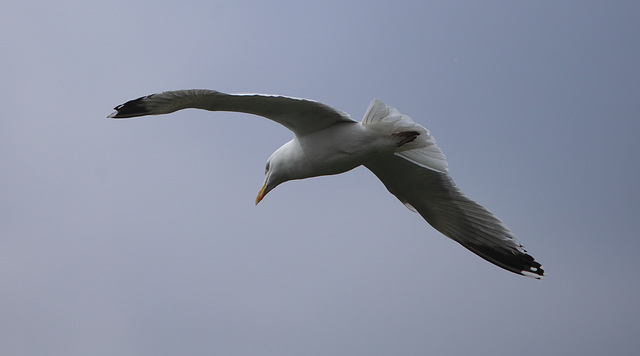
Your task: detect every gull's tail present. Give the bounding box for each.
[362,99,448,173]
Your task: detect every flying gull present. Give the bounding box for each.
[109,89,544,279]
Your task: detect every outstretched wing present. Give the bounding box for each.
[365,155,544,279]
[109,89,356,136]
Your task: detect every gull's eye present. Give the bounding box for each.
[265,163,270,174]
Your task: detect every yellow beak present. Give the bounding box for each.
[255,183,267,205]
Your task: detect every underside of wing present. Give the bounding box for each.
[365,155,544,278]
[109,89,356,135]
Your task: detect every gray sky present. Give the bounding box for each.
[2,1,639,355]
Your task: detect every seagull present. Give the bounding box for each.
[109,89,544,279]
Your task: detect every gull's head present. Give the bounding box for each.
[255,158,279,205]
[255,143,299,205]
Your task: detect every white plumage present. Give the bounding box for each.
[109,89,544,279]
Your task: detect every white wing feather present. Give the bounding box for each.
[109,89,355,136]
[365,155,544,278]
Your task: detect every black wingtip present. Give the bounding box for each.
[520,256,544,279]
[108,95,152,119]
[471,244,545,279]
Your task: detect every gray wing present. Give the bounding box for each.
[365,155,544,279]
[108,89,356,135]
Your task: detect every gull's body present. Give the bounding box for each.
[109,89,544,279]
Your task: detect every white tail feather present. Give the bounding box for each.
[362,99,448,173]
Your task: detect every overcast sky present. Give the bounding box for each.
[2,1,639,355]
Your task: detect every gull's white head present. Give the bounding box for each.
[255,157,279,205]
[255,141,301,205]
